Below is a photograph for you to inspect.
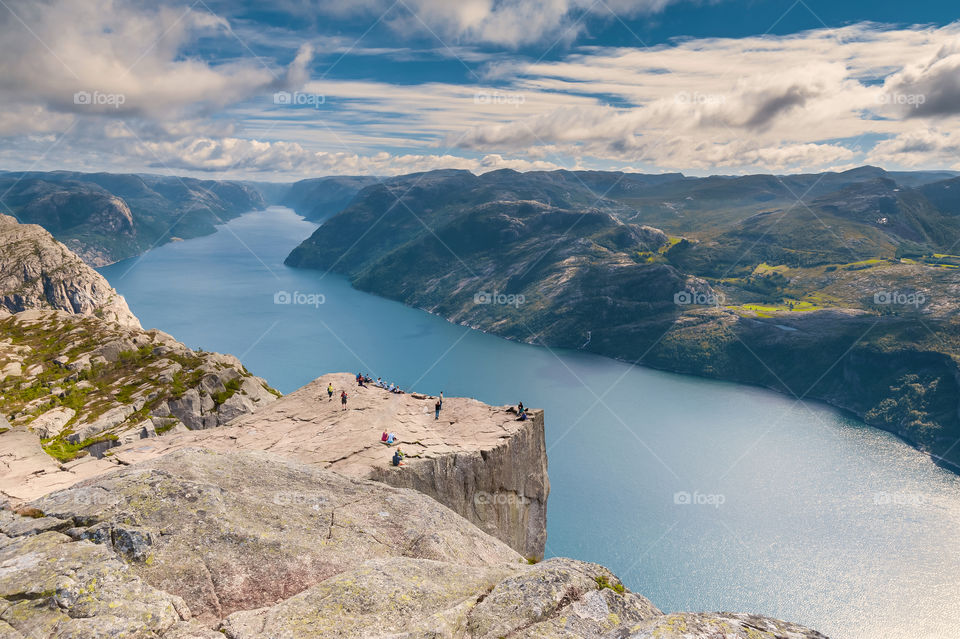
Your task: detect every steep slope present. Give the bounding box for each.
[0,214,139,327]
[281,175,380,220]
[0,171,265,265]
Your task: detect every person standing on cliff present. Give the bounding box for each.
[439,391,444,409]
[435,399,441,420]
[340,390,348,410]
[327,383,334,400]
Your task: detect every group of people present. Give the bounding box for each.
[326,383,350,410]
[516,401,528,421]
[372,376,406,394]
[381,431,406,466]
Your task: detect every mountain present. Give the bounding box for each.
[281,175,380,220]
[0,214,139,327]
[0,171,266,265]
[287,167,960,471]
[0,199,828,638]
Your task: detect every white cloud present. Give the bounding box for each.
[303,0,685,47]
[130,135,562,176]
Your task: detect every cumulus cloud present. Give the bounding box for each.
[130,135,563,175]
[883,40,960,118]
[867,129,960,169]
[0,0,308,121]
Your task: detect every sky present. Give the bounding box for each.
[0,0,958,180]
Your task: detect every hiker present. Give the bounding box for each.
[518,401,524,413]
[392,450,403,467]
[439,391,444,408]
[381,431,388,443]
[340,390,348,410]
[327,383,333,400]
[357,373,366,388]
[435,399,441,420]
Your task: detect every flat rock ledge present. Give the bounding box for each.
[0,448,829,639]
[77,373,549,559]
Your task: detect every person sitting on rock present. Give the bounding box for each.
[381,431,389,443]
[340,390,348,410]
[386,432,397,445]
[518,401,524,413]
[517,408,528,421]
[392,450,403,467]
[376,377,383,387]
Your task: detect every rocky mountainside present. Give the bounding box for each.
[286,168,960,471]
[0,214,139,327]
[0,309,281,501]
[0,448,828,639]
[0,171,265,265]
[281,175,380,220]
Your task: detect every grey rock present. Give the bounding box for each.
[28,406,75,439]
[0,215,140,328]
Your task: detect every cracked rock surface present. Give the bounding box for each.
[0,448,829,639]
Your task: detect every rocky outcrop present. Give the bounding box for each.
[369,406,548,560]
[0,214,139,327]
[0,309,280,502]
[0,448,827,639]
[76,373,548,559]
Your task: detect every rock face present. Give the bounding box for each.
[2,448,828,639]
[0,309,280,502]
[0,214,139,327]
[88,373,549,559]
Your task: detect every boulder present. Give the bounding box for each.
[29,406,75,439]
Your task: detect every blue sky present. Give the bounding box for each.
[1,0,958,179]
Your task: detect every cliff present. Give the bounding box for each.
[45,373,549,559]
[0,448,828,639]
[0,214,139,327]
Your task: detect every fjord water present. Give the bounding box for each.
[100,207,960,639]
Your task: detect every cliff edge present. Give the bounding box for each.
[71,373,549,559]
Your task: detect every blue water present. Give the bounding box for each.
[100,207,960,639]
